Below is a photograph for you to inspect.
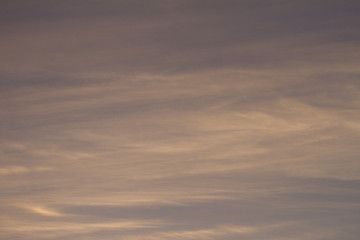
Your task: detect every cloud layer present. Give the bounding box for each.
[1,1,359,240]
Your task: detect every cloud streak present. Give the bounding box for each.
[0,166,53,176]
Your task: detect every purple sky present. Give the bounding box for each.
[1,1,360,239]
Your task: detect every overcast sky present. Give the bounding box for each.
[1,1,360,239]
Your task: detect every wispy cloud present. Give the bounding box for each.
[123,224,256,240]
[0,166,53,176]
[21,204,65,217]
[120,222,311,240]
[1,1,359,240]
[1,219,163,239]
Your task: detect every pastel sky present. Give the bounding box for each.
[1,1,360,239]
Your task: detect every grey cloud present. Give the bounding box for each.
[1,1,359,76]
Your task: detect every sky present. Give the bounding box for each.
[0,1,360,239]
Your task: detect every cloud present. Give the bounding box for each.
[119,222,316,240]
[21,204,65,217]
[1,219,163,239]
[1,1,359,240]
[1,0,359,77]
[0,166,53,176]
[119,224,256,240]
[0,166,28,175]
